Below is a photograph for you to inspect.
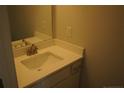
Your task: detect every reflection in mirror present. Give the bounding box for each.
[7,5,52,42]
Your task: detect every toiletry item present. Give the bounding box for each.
[15,44,21,48]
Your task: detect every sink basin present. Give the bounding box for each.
[21,52,63,70]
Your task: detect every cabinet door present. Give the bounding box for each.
[53,73,80,88]
[29,66,71,88]
[41,66,71,87]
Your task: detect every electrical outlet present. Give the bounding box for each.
[65,25,72,38]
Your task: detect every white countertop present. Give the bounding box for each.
[14,45,83,88]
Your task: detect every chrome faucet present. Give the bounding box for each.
[27,44,38,56]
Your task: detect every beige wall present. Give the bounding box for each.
[0,6,18,87]
[55,6,124,87]
[7,5,52,41]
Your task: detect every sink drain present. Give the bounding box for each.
[37,68,42,71]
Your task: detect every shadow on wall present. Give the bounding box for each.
[0,79,4,88]
[55,6,124,88]
[80,50,124,88]
[80,49,124,88]
[80,49,90,88]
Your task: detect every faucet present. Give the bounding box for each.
[27,44,38,56]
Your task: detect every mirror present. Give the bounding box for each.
[7,5,52,41]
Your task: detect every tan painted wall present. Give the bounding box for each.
[54,6,124,87]
[0,6,18,87]
[7,5,52,41]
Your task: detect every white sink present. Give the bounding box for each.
[21,52,63,70]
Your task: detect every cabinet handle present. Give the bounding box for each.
[71,66,81,75]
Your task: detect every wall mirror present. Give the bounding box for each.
[7,5,53,42]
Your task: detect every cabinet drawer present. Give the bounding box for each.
[41,66,71,87]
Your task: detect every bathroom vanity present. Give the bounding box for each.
[9,6,84,88]
[13,39,84,88]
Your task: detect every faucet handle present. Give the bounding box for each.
[31,44,38,53]
[32,44,38,49]
[22,39,29,46]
